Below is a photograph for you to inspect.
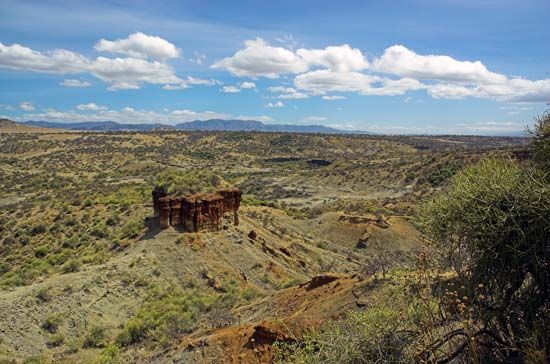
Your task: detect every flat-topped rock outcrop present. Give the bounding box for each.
[152,188,242,232]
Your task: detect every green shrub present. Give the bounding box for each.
[115,289,217,347]
[96,344,120,364]
[418,158,550,360]
[30,224,47,236]
[424,162,461,187]
[35,287,51,302]
[84,325,106,348]
[47,333,64,347]
[42,314,62,333]
[61,259,80,274]
[90,225,109,239]
[154,169,227,196]
[118,219,144,239]
[33,246,48,258]
[275,308,413,364]
[528,110,550,171]
[83,198,94,207]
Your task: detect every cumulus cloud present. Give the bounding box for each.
[211,38,308,78]
[297,44,368,72]
[90,56,182,90]
[322,95,346,100]
[240,81,256,89]
[60,79,92,87]
[295,70,424,96]
[267,86,309,99]
[372,45,507,84]
[0,42,90,73]
[425,78,550,102]
[19,101,34,111]
[94,32,180,60]
[221,85,240,93]
[76,103,107,111]
[266,101,284,108]
[162,76,218,90]
[212,39,368,78]
[0,36,217,91]
[213,40,550,103]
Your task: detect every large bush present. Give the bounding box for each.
[419,158,550,360]
[276,308,413,364]
[528,110,550,171]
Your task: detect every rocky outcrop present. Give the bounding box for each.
[302,273,348,291]
[152,188,242,232]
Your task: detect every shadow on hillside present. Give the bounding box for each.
[140,216,190,240]
[140,216,163,240]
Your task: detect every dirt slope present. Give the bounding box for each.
[0,205,423,362]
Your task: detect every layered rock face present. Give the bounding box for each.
[152,188,242,232]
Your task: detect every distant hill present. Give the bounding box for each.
[23,119,366,134]
[24,120,165,131]
[0,118,70,133]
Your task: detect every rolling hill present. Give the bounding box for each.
[23,119,365,134]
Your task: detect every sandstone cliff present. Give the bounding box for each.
[152,188,242,232]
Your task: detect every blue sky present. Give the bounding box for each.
[0,0,548,134]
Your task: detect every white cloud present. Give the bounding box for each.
[424,78,550,102]
[295,70,375,94]
[90,56,182,90]
[162,84,189,90]
[60,79,92,87]
[295,69,424,96]
[267,86,309,99]
[212,40,550,103]
[362,77,424,96]
[0,42,90,73]
[19,101,34,111]
[455,121,527,134]
[327,123,356,130]
[322,95,346,100]
[235,114,274,123]
[240,81,256,89]
[76,103,107,111]
[297,44,368,72]
[426,83,475,99]
[94,32,180,60]
[278,91,309,99]
[185,76,219,86]
[500,105,533,113]
[212,40,368,78]
[267,86,293,93]
[302,116,327,123]
[274,34,298,50]
[211,38,308,78]
[190,51,206,64]
[0,38,217,91]
[221,85,240,93]
[266,101,284,108]
[372,45,507,84]
[162,76,219,90]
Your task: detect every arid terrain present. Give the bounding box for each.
[0,123,531,363]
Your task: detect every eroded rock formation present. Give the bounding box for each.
[152,188,242,232]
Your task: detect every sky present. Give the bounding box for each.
[0,0,549,135]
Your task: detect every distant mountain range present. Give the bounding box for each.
[23,119,366,134]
